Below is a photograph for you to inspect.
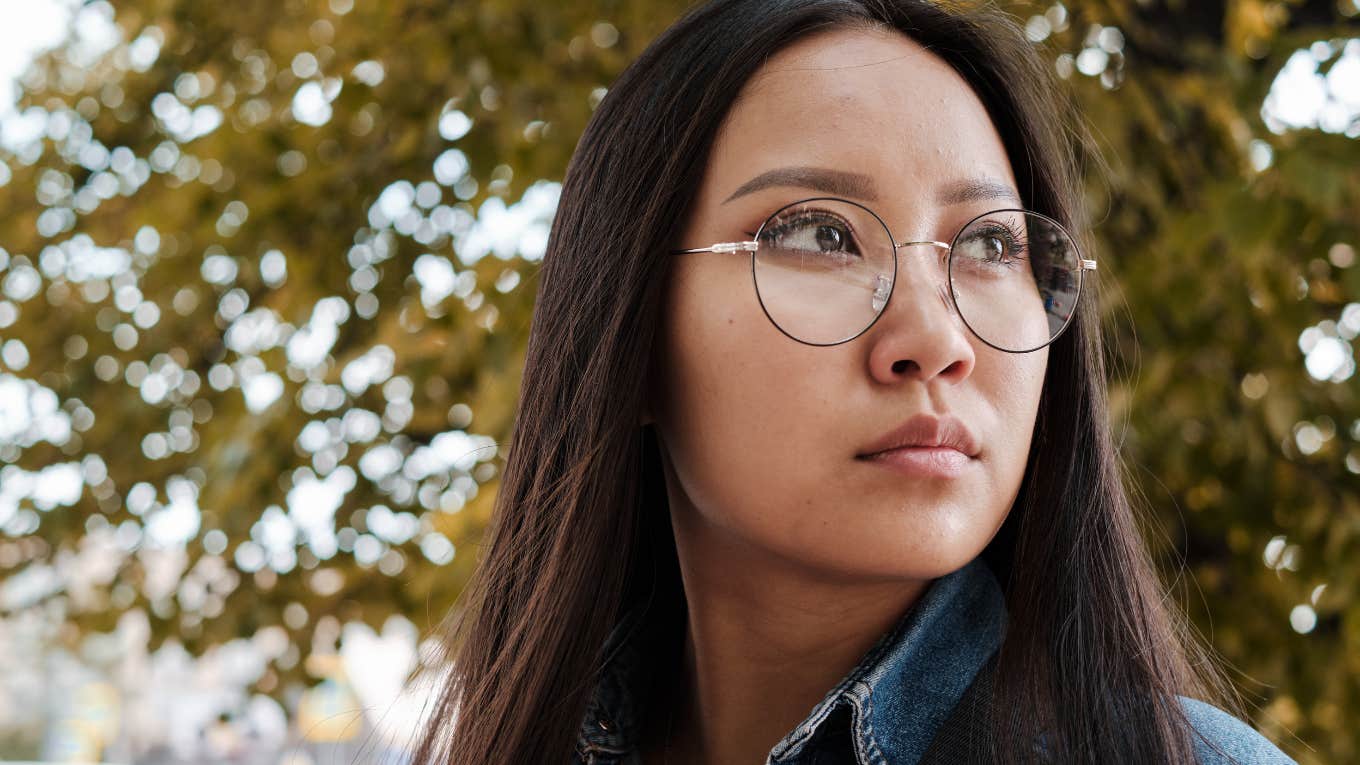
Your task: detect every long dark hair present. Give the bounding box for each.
[411,1,1236,762]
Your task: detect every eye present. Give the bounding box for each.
[956,222,1027,266]
[762,211,861,257]
[814,224,844,251]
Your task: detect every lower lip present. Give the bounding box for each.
[858,447,973,478]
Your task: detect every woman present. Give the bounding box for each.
[413,0,1295,763]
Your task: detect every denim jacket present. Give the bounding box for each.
[573,557,1295,764]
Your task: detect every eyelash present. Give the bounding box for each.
[966,219,1030,266]
[760,212,853,237]
[754,210,862,255]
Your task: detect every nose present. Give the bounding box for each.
[865,240,976,384]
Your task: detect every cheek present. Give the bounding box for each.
[972,350,1047,514]
[653,263,833,522]
[990,352,1047,458]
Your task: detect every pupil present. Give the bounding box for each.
[815,225,842,251]
[985,236,1004,259]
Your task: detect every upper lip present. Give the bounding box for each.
[857,413,981,459]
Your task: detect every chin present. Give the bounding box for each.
[860,513,998,575]
[787,533,991,585]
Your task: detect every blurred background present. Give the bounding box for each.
[0,0,1354,762]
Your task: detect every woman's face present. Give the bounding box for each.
[648,25,1047,581]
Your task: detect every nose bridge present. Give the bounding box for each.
[895,238,951,260]
[889,239,953,311]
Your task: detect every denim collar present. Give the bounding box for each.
[577,556,1008,764]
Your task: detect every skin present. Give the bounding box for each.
[637,24,1049,765]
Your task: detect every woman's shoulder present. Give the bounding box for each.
[1177,696,1296,764]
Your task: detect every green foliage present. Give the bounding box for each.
[0,0,1354,760]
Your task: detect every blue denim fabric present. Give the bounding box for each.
[573,557,1295,764]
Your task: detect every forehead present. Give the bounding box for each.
[705,25,1017,207]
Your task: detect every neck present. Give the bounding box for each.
[652,505,930,765]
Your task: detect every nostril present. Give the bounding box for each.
[891,359,917,375]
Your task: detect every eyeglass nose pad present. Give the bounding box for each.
[871,273,892,313]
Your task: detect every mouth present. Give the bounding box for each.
[855,412,982,477]
[855,445,974,478]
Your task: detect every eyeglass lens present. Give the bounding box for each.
[750,198,1082,351]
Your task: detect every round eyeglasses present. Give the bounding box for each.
[671,197,1096,353]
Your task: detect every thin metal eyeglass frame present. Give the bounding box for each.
[670,196,1098,353]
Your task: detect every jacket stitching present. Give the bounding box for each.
[853,682,888,765]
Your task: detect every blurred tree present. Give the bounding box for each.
[1045,3,1360,762]
[0,0,1354,761]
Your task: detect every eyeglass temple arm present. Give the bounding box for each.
[672,241,759,254]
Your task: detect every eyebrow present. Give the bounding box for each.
[936,177,1023,207]
[723,166,877,203]
[722,165,1022,207]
